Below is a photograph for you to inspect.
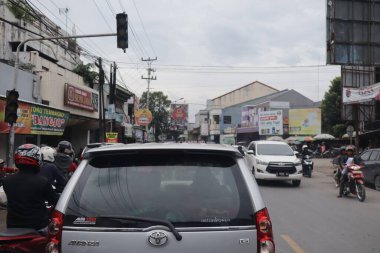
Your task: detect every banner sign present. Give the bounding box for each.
[259,110,283,135]
[0,99,70,135]
[106,132,118,143]
[241,105,261,128]
[289,108,321,135]
[64,83,98,111]
[343,82,380,104]
[171,104,188,125]
[135,108,152,126]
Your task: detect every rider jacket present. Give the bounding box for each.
[54,152,73,177]
[3,170,59,230]
[39,161,67,193]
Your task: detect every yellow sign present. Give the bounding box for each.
[106,132,118,143]
[135,108,153,126]
[289,108,321,135]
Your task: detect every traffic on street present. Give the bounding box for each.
[1,0,380,253]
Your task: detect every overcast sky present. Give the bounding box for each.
[31,0,340,122]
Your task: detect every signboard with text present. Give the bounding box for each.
[342,82,380,104]
[289,108,321,135]
[259,110,283,135]
[0,98,70,135]
[64,83,98,111]
[106,132,118,143]
[135,108,152,126]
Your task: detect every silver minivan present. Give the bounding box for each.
[46,143,275,253]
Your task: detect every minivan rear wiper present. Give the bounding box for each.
[96,215,182,241]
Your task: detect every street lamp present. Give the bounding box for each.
[173,97,184,104]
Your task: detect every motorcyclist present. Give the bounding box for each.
[3,144,59,233]
[337,145,360,198]
[301,145,310,157]
[39,146,67,193]
[54,140,74,179]
[334,146,346,187]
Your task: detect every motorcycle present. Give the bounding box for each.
[302,155,313,177]
[0,228,48,253]
[341,163,366,202]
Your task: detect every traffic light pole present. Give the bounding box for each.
[8,33,117,166]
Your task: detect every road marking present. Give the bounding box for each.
[281,234,306,253]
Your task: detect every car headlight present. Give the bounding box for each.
[257,159,269,165]
[294,160,301,166]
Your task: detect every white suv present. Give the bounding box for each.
[247,141,302,186]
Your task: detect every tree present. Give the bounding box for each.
[139,91,171,142]
[320,77,346,138]
[72,63,98,88]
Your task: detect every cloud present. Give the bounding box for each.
[32,0,340,122]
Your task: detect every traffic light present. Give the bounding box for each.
[116,13,128,52]
[5,89,19,125]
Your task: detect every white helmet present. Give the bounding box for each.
[40,146,56,162]
[302,145,308,149]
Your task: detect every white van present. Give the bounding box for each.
[247,140,302,186]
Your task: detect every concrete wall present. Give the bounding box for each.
[0,61,38,102]
[0,2,80,70]
[211,81,278,108]
[35,54,99,119]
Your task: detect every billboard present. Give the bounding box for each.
[326,0,380,66]
[135,108,152,126]
[64,83,98,111]
[241,105,260,128]
[343,82,380,104]
[259,110,283,135]
[0,99,70,135]
[171,104,188,126]
[289,108,321,135]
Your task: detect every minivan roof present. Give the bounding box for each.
[253,141,288,145]
[84,143,243,157]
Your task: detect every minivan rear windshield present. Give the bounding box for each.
[64,151,254,228]
[257,144,294,156]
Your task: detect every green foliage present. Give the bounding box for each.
[6,1,36,23]
[139,91,171,141]
[72,63,98,88]
[321,77,345,136]
[331,124,346,139]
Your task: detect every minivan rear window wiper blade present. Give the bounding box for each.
[96,215,182,241]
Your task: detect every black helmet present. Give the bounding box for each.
[57,140,73,155]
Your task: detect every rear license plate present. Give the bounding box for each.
[277,172,289,177]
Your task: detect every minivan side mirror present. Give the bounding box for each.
[247,150,255,155]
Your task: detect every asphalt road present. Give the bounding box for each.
[259,158,380,253]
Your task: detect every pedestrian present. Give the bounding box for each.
[3,144,59,233]
[39,146,67,193]
[54,140,74,178]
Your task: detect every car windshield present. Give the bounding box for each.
[257,144,295,156]
[65,151,254,228]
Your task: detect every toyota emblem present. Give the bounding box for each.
[148,231,168,246]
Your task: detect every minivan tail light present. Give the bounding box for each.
[256,208,275,253]
[46,210,64,253]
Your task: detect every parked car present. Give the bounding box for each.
[47,143,275,253]
[247,140,302,186]
[359,148,380,191]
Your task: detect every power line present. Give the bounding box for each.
[131,0,157,56]
[92,0,114,32]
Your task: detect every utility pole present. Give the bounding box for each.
[141,57,157,141]
[96,57,105,142]
[112,62,117,133]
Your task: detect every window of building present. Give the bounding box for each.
[224,116,232,124]
[213,115,220,124]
